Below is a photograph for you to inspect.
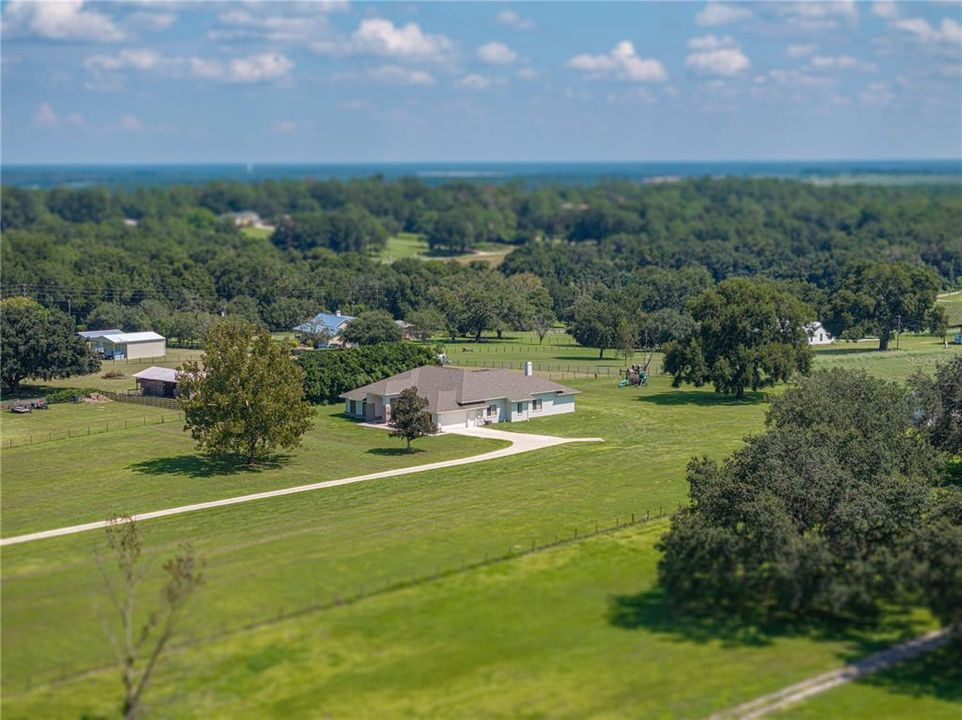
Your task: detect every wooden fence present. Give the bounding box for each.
[101,390,181,410]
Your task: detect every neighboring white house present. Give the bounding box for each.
[81,331,167,360]
[340,364,579,431]
[805,321,834,346]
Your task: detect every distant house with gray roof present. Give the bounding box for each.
[340,364,578,430]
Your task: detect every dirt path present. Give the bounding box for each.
[0,427,602,548]
[707,627,956,720]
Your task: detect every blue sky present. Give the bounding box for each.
[2,1,961,163]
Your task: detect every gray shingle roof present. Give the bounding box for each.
[340,366,579,413]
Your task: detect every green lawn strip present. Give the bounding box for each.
[772,640,962,720]
[0,401,180,446]
[378,232,430,262]
[0,380,768,691]
[31,348,205,393]
[0,408,504,536]
[937,290,962,327]
[2,523,938,719]
[813,336,961,383]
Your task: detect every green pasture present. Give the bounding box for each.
[938,290,962,327]
[2,523,943,719]
[377,233,514,266]
[0,401,182,447]
[239,226,274,240]
[774,639,961,720]
[25,348,205,393]
[0,406,503,536]
[1,339,959,717]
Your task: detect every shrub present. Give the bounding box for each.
[298,343,439,404]
[102,371,126,379]
[44,387,99,404]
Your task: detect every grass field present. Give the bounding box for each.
[1,337,960,718]
[938,289,962,327]
[377,233,514,266]
[0,401,182,447]
[0,406,504,536]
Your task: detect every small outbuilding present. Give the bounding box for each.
[340,364,579,431]
[84,331,167,360]
[805,321,834,346]
[133,366,179,398]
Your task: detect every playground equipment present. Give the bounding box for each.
[619,363,649,388]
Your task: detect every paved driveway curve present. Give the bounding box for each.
[1,427,602,548]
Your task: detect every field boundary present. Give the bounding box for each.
[0,429,602,546]
[707,626,958,719]
[2,411,183,449]
[7,511,670,696]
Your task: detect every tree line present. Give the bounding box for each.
[2,177,959,359]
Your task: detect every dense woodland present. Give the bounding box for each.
[2,177,960,347]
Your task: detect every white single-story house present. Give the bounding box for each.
[133,366,179,398]
[82,331,167,360]
[340,364,579,431]
[805,321,834,346]
[293,310,356,348]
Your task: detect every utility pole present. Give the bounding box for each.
[896,314,902,350]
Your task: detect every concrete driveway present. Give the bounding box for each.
[1,428,602,547]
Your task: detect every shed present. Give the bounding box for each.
[805,321,834,346]
[133,366,179,398]
[90,331,167,360]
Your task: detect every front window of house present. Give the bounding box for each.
[532,399,543,411]
[349,400,357,414]
[516,402,524,414]
[487,404,497,417]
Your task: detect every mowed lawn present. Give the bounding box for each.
[34,348,204,393]
[0,406,504,536]
[1,377,768,699]
[2,523,942,719]
[773,640,962,720]
[938,289,962,327]
[2,346,959,717]
[0,401,182,446]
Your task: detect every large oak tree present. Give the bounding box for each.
[178,320,314,465]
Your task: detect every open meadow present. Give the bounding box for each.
[2,336,960,718]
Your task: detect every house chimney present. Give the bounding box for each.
[524,361,533,377]
[335,309,341,317]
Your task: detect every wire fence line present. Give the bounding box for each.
[2,412,184,449]
[14,509,673,693]
[101,391,181,410]
[452,357,664,379]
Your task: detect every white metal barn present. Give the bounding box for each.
[341,364,579,430]
[85,331,167,360]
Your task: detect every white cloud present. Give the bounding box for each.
[268,120,303,135]
[478,41,517,65]
[517,67,540,81]
[367,64,435,85]
[892,17,962,45]
[871,2,898,20]
[65,112,85,126]
[786,43,817,58]
[119,113,142,131]
[776,2,858,31]
[859,81,895,105]
[764,69,831,87]
[84,50,160,72]
[317,18,452,60]
[567,41,667,82]
[3,0,124,42]
[33,103,58,127]
[459,73,493,89]
[212,8,325,44]
[688,34,736,50]
[685,37,750,76]
[695,3,752,27]
[187,53,294,83]
[496,10,536,31]
[126,11,176,32]
[809,55,877,72]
